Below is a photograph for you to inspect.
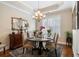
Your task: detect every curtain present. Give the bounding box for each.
[42,15,61,36]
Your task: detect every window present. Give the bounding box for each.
[28,19,35,31]
[42,15,61,35]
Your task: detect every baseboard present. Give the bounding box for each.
[58,41,66,45]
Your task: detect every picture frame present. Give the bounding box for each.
[11,17,29,31]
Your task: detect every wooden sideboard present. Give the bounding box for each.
[9,32,23,50]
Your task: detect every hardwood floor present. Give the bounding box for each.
[61,46,73,57]
[0,45,73,57]
[0,50,11,57]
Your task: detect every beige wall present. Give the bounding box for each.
[60,9,72,42]
[0,3,28,50]
[48,8,72,42]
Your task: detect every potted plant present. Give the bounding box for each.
[47,29,51,37]
[65,31,72,46]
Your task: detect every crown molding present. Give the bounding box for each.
[0,2,33,16]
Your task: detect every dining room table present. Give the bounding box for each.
[28,37,52,55]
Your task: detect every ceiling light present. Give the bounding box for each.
[33,1,46,21]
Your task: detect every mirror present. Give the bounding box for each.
[11,17,29,31]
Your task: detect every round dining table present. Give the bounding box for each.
[28,37,52,55]
[28,37,51,41]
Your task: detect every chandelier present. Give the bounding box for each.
[33,1,46,20]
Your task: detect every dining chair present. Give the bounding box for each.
[45,33,59,57]
[46,33,56,45]
[22,32,34,54]
[22,41,34,54]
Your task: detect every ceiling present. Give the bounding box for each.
[0,1,75,15]
[21,1,63,10]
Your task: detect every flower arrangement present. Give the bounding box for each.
[40,26,45,31]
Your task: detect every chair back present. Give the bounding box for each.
[27,31,29,38]
[54,34,59,48]
[49,33,56,42]
[52,33,56,42]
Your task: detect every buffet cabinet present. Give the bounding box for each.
[9,32,23,50]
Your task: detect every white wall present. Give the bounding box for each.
[73,30,79,57]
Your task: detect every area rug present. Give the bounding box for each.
[9,45,63,57]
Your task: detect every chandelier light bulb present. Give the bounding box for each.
[33,16,35,18]
[35,12,38,16]
[37,10,41,14]
[40,13,43,16]
[43,15,46,17]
